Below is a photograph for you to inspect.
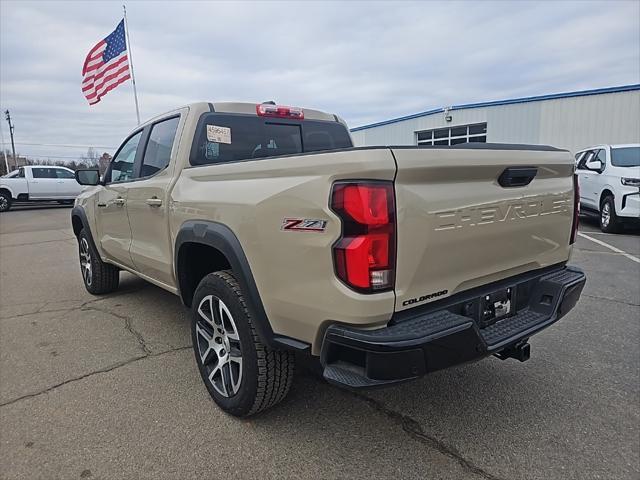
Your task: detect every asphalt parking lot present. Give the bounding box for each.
[0,206,638,480]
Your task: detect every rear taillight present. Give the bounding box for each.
[570,173,579,244]
[256,104,304,119]
[331,182,396,292]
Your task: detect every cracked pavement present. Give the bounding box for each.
[1,206,638,480]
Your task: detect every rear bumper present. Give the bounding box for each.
[320,265,586,388]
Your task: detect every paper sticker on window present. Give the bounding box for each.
[207,125,231,144]
[205,141,220,160]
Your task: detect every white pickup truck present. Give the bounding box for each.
[0,165,83,212]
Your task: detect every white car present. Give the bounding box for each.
[575,144,640,233]
[0,165,84,212]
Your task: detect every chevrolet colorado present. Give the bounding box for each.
[71,102,586,417]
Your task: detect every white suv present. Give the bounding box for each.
[575,144,640,233]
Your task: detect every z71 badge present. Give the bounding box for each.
[281,218,327,232]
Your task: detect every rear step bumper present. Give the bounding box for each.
[320,265,586,388]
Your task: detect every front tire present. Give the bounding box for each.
[191,271,294,417]
[78,229,119,294]
[600,196,619,233]
[0,191,11,212]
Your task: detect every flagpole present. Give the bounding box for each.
[122,5,141,125]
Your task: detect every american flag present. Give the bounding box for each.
[82,20,130,105]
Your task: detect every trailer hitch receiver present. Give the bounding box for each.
[494,341,530,362]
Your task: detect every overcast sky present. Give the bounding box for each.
[1,0,639,162]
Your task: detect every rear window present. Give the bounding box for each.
[611,147,640,167]
[190,113,352,165]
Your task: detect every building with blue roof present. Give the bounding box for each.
[350,84,640,153]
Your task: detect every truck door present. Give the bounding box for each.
[589,149,608,205]
[28,167,59,199]
[54,167,82,198]
[576,150,600,209]
[126,115,181,287]
[95,130,143,267]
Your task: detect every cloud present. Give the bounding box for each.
[1,0,638,161]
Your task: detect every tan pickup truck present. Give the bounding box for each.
[71,102,586,416]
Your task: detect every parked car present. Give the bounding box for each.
[574,144,640,232]
[0,165,84,212]
[71,102,586,417]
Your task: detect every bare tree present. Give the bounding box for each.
[80,147,100,168]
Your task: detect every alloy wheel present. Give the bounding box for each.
[601,202,610,228]
[79,237,92,286]
[0,196,8,212]
[195,294,243,397]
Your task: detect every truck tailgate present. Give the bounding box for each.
[392,146,575,312]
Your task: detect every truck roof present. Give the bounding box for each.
[576,143,640,153]
[144,102,343,126]
[13,165,73,170]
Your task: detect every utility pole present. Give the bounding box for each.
[4,110,17,169]
[0,123,8,174]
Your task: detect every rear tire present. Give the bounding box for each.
[599,196,619,233]
[191,270,295,417]
[78,229,119,294]
[0,191,11,212]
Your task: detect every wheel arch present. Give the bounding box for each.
[0,186,14,199]
[71,206,101,254]
[175,221,308,352]
[600,188,614,207]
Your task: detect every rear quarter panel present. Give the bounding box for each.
[170,148,397,353]
[0,177,28,197]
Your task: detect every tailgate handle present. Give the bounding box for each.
[498,167,538,187]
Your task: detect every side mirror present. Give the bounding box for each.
[586,159,603,173]
[75,169,101,186]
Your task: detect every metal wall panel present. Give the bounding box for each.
[351,90,640,153]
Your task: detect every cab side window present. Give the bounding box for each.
[56,169,75,179]
[141,117,180,178]
[32,168,58,178]
[107,131,143,183]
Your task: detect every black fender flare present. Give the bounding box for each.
[174,220,309,352]
[71,206,100,254]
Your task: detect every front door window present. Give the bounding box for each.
[107,131,143,183]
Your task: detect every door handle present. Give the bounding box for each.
[97,203,107,207]
[114,198,126,206]
[146,197,162,207]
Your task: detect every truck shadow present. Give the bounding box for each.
[579,213,640,234]
[123,275,572,430]
[123,276,566,436]
[99,278,625,478]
